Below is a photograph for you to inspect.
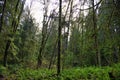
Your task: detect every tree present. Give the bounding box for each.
[57,0,62,75]
[98,0,120,65]
[17,6,39,67]
[3,0,25,67]
[91,0,101,66]
[37,0,50,67]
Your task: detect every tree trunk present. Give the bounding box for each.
[57,0,62,75]
[48,39,58,69]
[66,0,73,49]
[92,0,101,66]
[0,0,6,32]
[3,40,11,67]
[37,39,44,67]
[3,0,25,67]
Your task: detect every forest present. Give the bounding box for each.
[0,0,120,80]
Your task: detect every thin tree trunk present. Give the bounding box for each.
[66,0,73,49]
[37,37,45,67]
[0,0,6,32]
[37,16,52,68]
[3,40,11,67]
[37,15,46,67]
[57,0,62,75]
[62,0,73,69]
[48,39,58,69]
[92,0,101,66]
[37,0,49,68]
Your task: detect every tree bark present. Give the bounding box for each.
[37,0,50,68]
[92,0,101,66]
[48,39,58,69]
[57,0,62,75]
[0,0,6,32]
[3,40,11,67]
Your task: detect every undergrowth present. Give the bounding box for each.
[0,63,120,80]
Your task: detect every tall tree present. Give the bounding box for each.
[57,0,62,75]
[17,6,39,67]
[92,0,101,66]
[3,0,25,67]
[37,0,50,67]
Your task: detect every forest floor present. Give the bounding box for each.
[0,63,120,80]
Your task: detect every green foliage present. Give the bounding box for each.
[0,65,9,76]
[13,6,40,67]
[61,67,110,80]
[1,63,119,80]
[64,51,74,67]
[0,0,120,80]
